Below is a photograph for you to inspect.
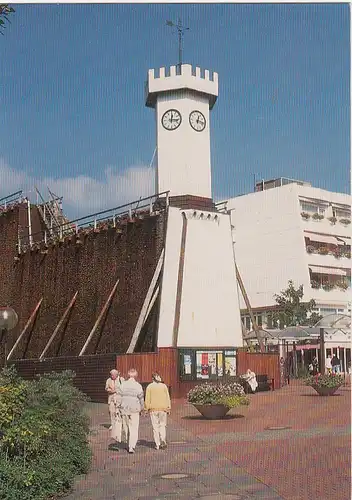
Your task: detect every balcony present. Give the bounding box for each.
[301,212,351,231]
[309,267,350,303]
[306,241,350,261]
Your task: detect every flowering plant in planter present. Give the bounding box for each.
[317,246,329,255]
[322,282,335,291]
[340,247,351,258]
[187,382,250,408]
[306,245,316,254]
[336,281,349,291]
[305,372,344,389]
[301,212,310,220]
[310,280,320,289]
[339,218,351,225]
[328,216,337,224]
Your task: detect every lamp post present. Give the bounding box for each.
[0,307,18,367]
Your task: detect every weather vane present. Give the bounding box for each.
[166,18,189,68]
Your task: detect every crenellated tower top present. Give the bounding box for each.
[145,63,218,109]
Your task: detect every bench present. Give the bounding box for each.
[256,374,274,392]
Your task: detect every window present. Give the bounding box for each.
[245,316,251,331]
[178,348,238,381]
[266,314,273,329]
[333,208,351,218]
[256,315,263,327]
[300,202,325,215]
[319,308,338,315]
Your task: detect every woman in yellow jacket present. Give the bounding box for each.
[145,373,171,450]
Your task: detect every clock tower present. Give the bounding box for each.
[145,64,218,201]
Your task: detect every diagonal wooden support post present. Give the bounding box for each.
[235,263,265,353]
[79,279,120,356]
[144,285,160,326]
[39,291,78,360]
[127,249,164,353]
[7,298,43,361]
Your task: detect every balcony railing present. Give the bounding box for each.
[17,191,170,254]
[306,244,351,259]
[310,280,350,292]
[0,190,24,211]
[301,211,351,226]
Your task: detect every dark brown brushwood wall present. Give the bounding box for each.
[10,354,118,403]
[0,204,167,365]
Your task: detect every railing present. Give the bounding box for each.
[17,191,170,254]
[215,200,228,213]
[0,190,24,211]
[306,244,351,259]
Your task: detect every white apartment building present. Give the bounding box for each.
[225,178,351,333]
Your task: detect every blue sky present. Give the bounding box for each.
[0,3,350,218]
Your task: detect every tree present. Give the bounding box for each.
[0,4,15,35]
[272,280,322,328]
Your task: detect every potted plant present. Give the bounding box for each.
[339,218,351,225]
[187,381,249,419]
[317,246,329,255]
[336,281,349,291]
[310,280,320,289]
[312,212,324,221]
[301,212,310,220]
[305,372,344,396]
[340,247,351,259]
[328,216,337,224]
[306,245,316,254]
[322,282,335,291]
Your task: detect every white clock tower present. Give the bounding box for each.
[145,64,218,200]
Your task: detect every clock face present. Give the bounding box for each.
[161,109,182,131]
[189,110,206,132]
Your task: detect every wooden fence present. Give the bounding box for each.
[11,353,117,403]
[237,351,281,389]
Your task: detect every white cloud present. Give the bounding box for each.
[0,158,155,219]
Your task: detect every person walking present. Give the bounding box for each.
[105,369,124,431]
[312,356,319,375]
[117,369,144,454]
[331,354,341,374]
[325,355,332,374]
[145,373,171,450]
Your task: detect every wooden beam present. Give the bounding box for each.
[235,263,265,353]
[127,249,164,353]
[7,298,43,361]
[144,286,160,326]
[39,291,78,360]
[79,279,120,356]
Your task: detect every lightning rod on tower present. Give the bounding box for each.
[166,18,189,68]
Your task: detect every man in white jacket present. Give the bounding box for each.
[105,369,124,430]
[241,369,258,393]
[116,369,144,454]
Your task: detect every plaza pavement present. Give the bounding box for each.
[65,380,351,500]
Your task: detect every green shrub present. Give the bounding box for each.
[0,369,91,499]
[296,365,309,379]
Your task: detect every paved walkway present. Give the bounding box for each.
[65,381,351,500]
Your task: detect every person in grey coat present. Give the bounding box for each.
[116,368,144,454]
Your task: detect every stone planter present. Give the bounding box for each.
[311,385,341,396]
[193,404,230,419]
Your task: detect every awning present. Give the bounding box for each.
[307,234,339,245]
[309,265,347,276]
[336,236,351,245]
[298,345,320,350]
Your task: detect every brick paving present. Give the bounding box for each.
[65,381,351,500]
